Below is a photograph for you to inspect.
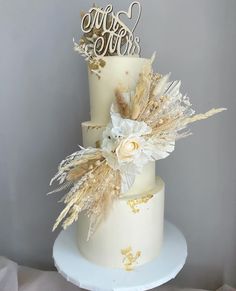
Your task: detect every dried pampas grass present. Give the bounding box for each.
[49,58,226,239]
[114,65,226,145]
[48,148,121,240]
[182,108,227,126]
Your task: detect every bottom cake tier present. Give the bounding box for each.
[77,176,165,270]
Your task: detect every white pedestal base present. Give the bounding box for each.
[53,221,187,291]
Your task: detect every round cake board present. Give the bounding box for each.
[53,221,187,291]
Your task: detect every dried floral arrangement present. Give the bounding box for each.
[48,59,226,240]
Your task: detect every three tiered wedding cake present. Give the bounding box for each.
[48,1,225,271]
[79,56,164,269]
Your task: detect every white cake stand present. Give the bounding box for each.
[53,221,187,291]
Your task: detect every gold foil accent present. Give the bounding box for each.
[127,193,153,213]
[121,246,141,271]
[87,125,103,130]
[95,140,101,148]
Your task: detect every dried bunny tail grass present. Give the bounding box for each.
[115,88,130,118]
[113,59,158,121]
[182,108,227,126]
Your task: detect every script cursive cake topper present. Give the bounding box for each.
[81,1,141,57]
[73,2,142,77]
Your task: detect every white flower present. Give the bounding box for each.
[116,137,141,162]
[101,112,177,193]
[101,113,154,192]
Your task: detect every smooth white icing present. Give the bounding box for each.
[77,177,164,269]
[81,121,156,197]
[81,121,104,148]
[88,56,150,124]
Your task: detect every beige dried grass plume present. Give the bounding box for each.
[114,63,226,143]
[48,148,121,240]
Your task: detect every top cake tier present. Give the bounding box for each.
[88,56,150,125]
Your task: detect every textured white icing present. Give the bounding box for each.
[88,56,150,124]
[77,176,164,269]
[82,121,156,197]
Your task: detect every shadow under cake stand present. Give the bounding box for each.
[53,221,187,291]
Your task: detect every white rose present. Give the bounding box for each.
[101,113,155,192]
[116,138,141,162]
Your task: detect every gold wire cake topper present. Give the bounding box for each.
[80,1,141,57]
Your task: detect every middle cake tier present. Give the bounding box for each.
[82,121,156,197]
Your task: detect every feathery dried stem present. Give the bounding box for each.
[113,65,226,157]
[182,108,226,126]
[49,147,122,239]
[130,62,152,120]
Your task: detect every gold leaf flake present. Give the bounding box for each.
[127,193,153,213]
[121,246,141,271]
[87,124,103,130]
[95,140,101,148]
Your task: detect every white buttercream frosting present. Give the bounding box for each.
[77,177,164,269]
[88,56,150,124]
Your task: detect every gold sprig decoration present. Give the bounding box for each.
[48,147,121,240]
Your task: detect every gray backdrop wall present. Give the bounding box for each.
[0,0,235,289]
